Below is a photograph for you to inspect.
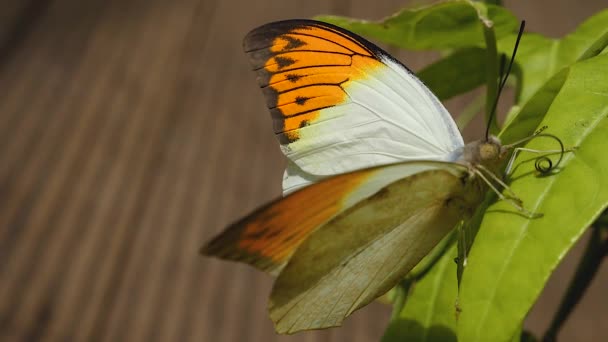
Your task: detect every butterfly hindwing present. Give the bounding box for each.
[244,20,465,192]
[202,168,371,275]
[269,163,485,333]
[202,161,467,275]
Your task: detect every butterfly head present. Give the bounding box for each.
[479,136,509,162]
[462,136,509,171]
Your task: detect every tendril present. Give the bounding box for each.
[532,133,565,174]
[535,156,553,173]
[504,128,567,175]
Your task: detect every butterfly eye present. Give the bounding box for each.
[479,143,500,161]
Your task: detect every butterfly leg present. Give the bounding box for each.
[476,164,521,202]
[473,168,542,218]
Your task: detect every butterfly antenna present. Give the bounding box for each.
[485,20,526,141]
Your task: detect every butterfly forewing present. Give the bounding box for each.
[243,20,465,193]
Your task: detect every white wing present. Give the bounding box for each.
[243,20,464,193]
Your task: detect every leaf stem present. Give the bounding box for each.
[542,216,608,342]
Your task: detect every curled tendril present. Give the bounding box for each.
[532,133,565,175]
[535,156,553,173]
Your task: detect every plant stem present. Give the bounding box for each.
[542,220,608,342]
[390,279,411,321]
[482,18,500,135]
[390,231,457,318]
[456,94,486,130]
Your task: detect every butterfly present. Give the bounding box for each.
[202,19,540,334]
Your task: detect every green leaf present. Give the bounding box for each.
[499,68,569,144]
[457,53,608,342]
[315,0,518,50]
[382,244,459,342]
[498,9,608,104]
[417,47,486,100]
[496,33,555,105]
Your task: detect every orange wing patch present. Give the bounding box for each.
[244,20,384,143]
[202,168,374,274]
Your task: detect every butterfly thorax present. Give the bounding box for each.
[460,136,509,174]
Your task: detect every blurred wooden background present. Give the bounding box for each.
[0,0,606,341]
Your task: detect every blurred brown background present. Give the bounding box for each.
[0,0,606,341]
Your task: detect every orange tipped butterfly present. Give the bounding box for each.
[202,19,558,334]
